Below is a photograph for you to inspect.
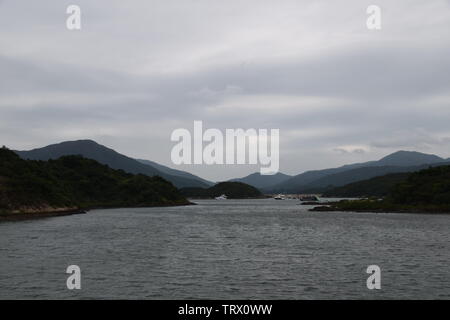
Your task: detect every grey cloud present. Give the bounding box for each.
[1,0,450,180]
[333,148,366,155]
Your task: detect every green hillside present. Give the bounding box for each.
[389,165,450,206]
[323,172,410,197]
[0,147,190,215]
[315,165,450,213]
[15,140,210,188]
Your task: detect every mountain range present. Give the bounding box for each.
[232,151,450,193]
[12,140,450,194]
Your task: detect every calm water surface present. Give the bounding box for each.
[0,199,449,299]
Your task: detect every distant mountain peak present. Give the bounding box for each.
[382,150,432,157]
[47,139,99,146]
[14,139,211,189]
[378,150,444,166]
[68,139,98,143]
[20,139,106,153]
[229,171,292,190]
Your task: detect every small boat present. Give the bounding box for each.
[215,194,227,200]
[299,195,319,202]
[274,194,286,200]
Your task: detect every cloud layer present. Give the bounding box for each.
[1,0,450,180]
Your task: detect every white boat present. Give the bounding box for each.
[274,194,286,200]
[215,194,227,200]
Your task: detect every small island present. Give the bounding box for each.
[180,181,263,199]
[0,147,191,221]
[312,165,450,213]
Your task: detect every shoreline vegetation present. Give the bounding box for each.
[0,147,192,222]
[0,202,197,222]
[311,165,450,214]
[0,207,86,222]
[309,200,450,214]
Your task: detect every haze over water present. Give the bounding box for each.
[0,199,449,299]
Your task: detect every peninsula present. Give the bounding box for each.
[0,147,191,221]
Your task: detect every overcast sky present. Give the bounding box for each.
[1,0,450,181]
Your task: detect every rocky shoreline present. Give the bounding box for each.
[0,201,195,222]
[308,201,450,214]
[0,207,87,222]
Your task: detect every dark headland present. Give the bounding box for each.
[0,147,192,221]
[311,165,450,214]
